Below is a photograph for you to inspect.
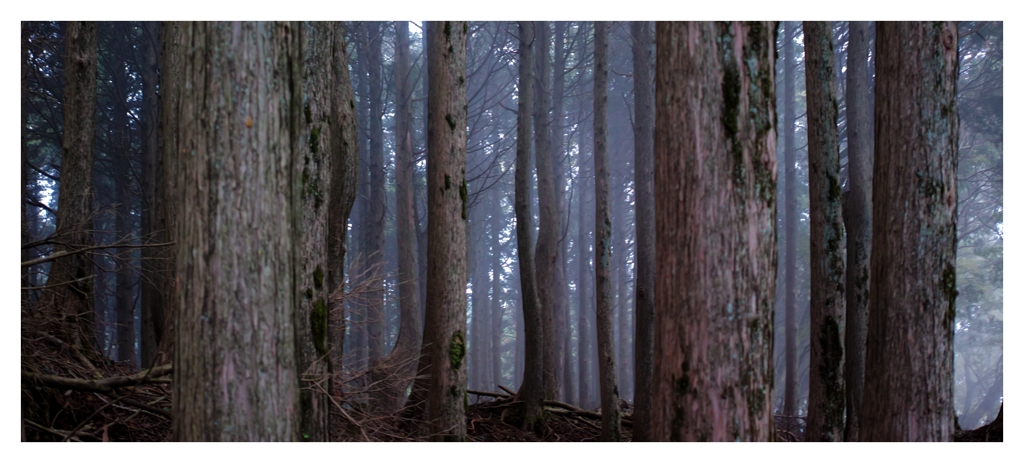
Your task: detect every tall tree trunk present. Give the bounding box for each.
[172,21,301,441]
[630,19,655,442]
[577,145,593,411]
[593,21,621,442]
[803,20,846,442]
[861,21,958,442]
[327,21,359,401]
[423,21,469,441]
[652,21,777,442]
[842,20,873,443]
[533,21,561,402]
[552,21,572,405]
[490,196,504,389]
[21,23,31,288]
[295,21,335,442]
[157,21,183,365]
[139,21,162,368]
[372,20,422,413]
[781,21,800,419]
[365,21,386,372]
[50,21,98,351]
[513,20,546,432]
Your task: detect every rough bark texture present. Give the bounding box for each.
[592,21,621,442]
[630,19,655,442]
[295,21,333,442]
[139,21,161,368]
[157,21,182,365]
[50,21,98,351]
[423,21,469,442]
[781,21,800,419]
[172,21,301,442]
[842,20,873,443]
[513,20,545,432]
[532,21,561,402]
[372,20,422,413]
[652,21,777,442]
[328,21,359,400]
[861,21,958,442]
[803,21,846,442]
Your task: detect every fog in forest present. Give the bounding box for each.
[20,20,1002,441]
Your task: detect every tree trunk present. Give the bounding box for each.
[630,19,655,442]
[551,21,572,405]
[513,20,546,433]
[577,143,593,411]
[781,21,800,419]
[157,21,182,365]
[421,21,469,441]
[490,196,504,389]
[172,22,302,442]
[371,20,422,413]
[328,21,359,401]
[139,21,162,368]
[365,21,386,373]
[861,21,958,442]
[592,21,621,442]
[652,21,777,442]
[803,21,847,442]
[50,21,98,351]
[294,21,334,442]
[842,20,873,443]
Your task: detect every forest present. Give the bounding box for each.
[19,20,1002,442]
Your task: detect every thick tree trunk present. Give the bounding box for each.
[328,21,359,401]
[652,21,777,442]
[157,21,182,364]
[422,21,469,441]
[592,21,621,442]
[803,21,846,442]
[295,21,334,441]
[842,20,873,443]
[781,21,800,419]
[50,21,98,351]
[861,21,958,442]
[630,19,655,442]
[172,21,302,442]
[139,21,161,368]
[513,20,546,433]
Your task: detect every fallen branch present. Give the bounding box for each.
[23,419,97,442]
[22,241,175,268]
[497,384,516,396]
[467,389,511,399]
[22,364,173,393]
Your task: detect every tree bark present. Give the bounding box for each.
[139,21,161,368]
[423,21,469,442]
[803,21,846,442]
[630,19,655,442]
[592,21,621,442]
[157,21,182,365]
[172,21,302,442]
[551,21,573,405]
[652,21,777,442]
[842,20,873,443]
[365,21,386,372]
[781,21,800,419]
[512,20,546,433]
[861,21,958,442]
[577,144,593,411]
[50,21,98,351]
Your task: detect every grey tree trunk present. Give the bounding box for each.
[781,21,800,419]
[551,21,572,405]
[630,19,655,442]
[861,21,959,442]
[593,21,621,442]
[803,20,846,442]
[365,21,386,373]
[577,145,593,411]
[652,21,777,442]
[172,21,301,442]
[842,20,873,443]
[513,20,546,432]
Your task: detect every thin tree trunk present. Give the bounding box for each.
[139,21,161,368]
[490,197,504,389]
[861,21,958,442]
[781,21,800,418]
[552,21,573,405]
[803,20,846,442]
[842,20,873,443]
[652,21,777,442]
[172,21,301,441]
[50,21,98,351]
[577,146,593,411]
[593,21,621,442]
[423,21,469,441]
[630,19,655,442]
[513,20,546,432]
[365,21,386,372]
